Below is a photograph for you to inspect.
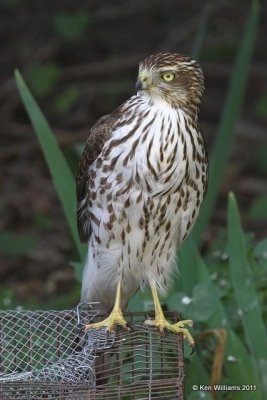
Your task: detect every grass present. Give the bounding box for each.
[15,69,87,263]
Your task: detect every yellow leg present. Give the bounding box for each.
[144,282,194,347]
[85,280,129,333]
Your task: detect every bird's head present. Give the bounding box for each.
[136,53,204,116]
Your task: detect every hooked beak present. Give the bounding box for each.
[135,77,143,92]
[135,73,151,92]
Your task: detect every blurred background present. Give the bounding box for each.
[0,0,266,309]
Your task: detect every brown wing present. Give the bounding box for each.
[76,111,123,242]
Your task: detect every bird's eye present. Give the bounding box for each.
[161,73,175,82]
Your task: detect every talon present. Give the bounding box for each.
[145,283,195,346]
[85,281,128,333]
[145,318,194,346]
[85,311,128,333]
[189,344,195,356]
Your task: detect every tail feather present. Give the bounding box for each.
[81,246,138,386]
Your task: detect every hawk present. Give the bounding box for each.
[77,53,208,346]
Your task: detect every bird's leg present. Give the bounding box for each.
[85,280,129,332]
[144,281,194,347]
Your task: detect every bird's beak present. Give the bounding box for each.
[135,78,143,92]
[136,72,151,92]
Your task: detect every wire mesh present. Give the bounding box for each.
[0,305,185,399]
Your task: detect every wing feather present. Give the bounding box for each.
[76,110,123,242]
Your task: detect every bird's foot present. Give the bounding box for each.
[144,317,194,347]
[85,307,129,333]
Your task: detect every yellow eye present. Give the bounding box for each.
[161,72,175,82]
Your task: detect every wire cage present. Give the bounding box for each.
[0,305,185,399]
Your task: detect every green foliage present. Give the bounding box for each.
[254,94,267,119]
[201,44,238,62]
[249,195,267,220]
[0,287,16,310]
[174,204,266,398]
[256,144,267,174]
[70,260,84,283]
[24,284,81,311]
[228,193,267,393]
[192,0,261,244]
[15,70,86,262]
[28,63,61,97]
[53,86,79,115]
[33,212,54,230]
[190,4,210,60]
[2,0,20,6]
[53,12,90,41]
[169,281,222,322]
[254,238,267,269]
[0,231,37,257]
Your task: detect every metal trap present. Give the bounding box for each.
[0,305,185,399]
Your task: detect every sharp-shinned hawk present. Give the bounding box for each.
[76,53,208,346]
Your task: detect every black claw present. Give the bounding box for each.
[189,344,195,356]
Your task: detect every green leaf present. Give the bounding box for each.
[169,281,220,322]
[15,70,86,261]
[0,287,16,309]
[187,391,212,400]
[249,195,267,220]
[53,86,79,114]
[191,4,210,60]
[0,231,37,257]
[254,238,267,259]
[28,63,60,97]
[224,330,261,399]
[256,143,267,174]
[34,213,54,230]
[127,289,152,313]
[228,192,267,394]
[185,356,212,399]
[193,0,261,244]
[253,238,267,271]
[70,261,83,283]
[254,94,267,119]
[72,143,85,158]
[201,44,238,62]
[175,245,262,399]
[178,238,199,294]
[2,0,20,6]
[53,12,89,41]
